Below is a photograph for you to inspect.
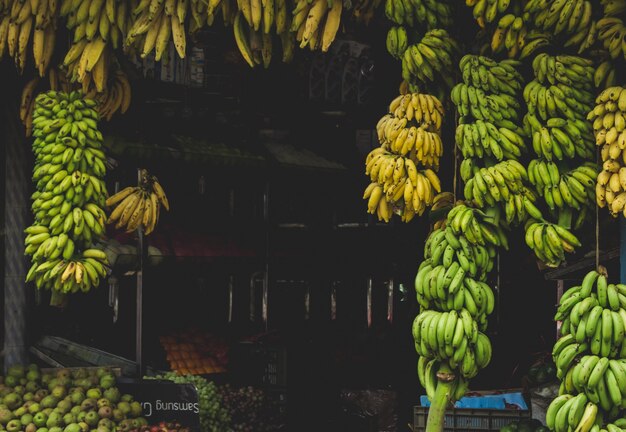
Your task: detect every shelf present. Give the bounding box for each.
[543,247,620,281]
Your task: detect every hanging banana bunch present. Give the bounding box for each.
[363,91,446,223]
[0,0,58,75]
[290,0,343,52]
[596,0,626,60]
[590,86,626,218]
[384,0,453,29]
[25,90,110,300]
[523,0,597,54]
[106,171,169,235]
[401,29,459,92]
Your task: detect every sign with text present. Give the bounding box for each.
[116,379,201,431]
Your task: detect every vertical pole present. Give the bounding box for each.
[4,106,28,370]
[619,218,626,283]
[136,169,144,377]
[263,181,269,332]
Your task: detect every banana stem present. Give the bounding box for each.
[425,365,456,432]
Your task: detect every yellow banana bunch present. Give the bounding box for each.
[124,0,188,59]
[594,59,617,89]
[0,0,57,75]
[106,171,169,235]
[90,68,132,121]
[25,90,110,301]
[590,86,626,216]
[364,91,446,223]
[290,0,343,52]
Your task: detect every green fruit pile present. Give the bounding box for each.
[384,0,453,29]
[0,365,146,432]
[24,90,109,299]
[412,204,502,402]
[548,270,626,432]
[147,373,230,432]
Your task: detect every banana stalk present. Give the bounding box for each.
[425,365,456,432]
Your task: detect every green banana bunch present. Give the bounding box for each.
[546,394,599,432]
[524,0,596,54]
[386,26,409,59]
[25,90,109,299]
[529,162,598,211]
[524,220,581,267]
[550,269,626,428]
[491,13,529,59]
[597,16,626,60]
[523,81,595,124]
[401,29,459,89]
[413,203,499,407]
[595,59,618,89]
[524,115,595,160]
[589,86,626,215]
[518,30,552,60]
[385,0,453,29]
[422,225,496,283]
[452,83,523,127]
[455,121,526,161]
[463,160,525,204]
[416,357,469,402]
[446,204,508,249]
[532,54,595,91]
[467,0,516,27]
[457,55,524,96]
[412,309,492,378]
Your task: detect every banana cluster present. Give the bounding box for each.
[401,29,458,89]
[386,25,408,59]
[546,395,599,432]
[106,173,169,235]
[528,162,596,213]
[384,0,453,29]
[463,160,536,225]
[377,92,444,164]
[291,0,342,52]
[0,0,57,75]
[363,151,441,222]
[123,0,189,60]
[491,14,528,59]
[412,204,500,404]
[597,17,626,60]
[524,221,581,267]
[549,270,626,430]
[467,0,513,28]
[417,358,469,404]
[364,91,445,223]
[589,86,626,217]
[525,116,595,161]
[413,310,492,380]
[24,90,109,297]
[452,56,526,164]
[419,225,495,294]
[595,60,618,90]
[524,0,596,54]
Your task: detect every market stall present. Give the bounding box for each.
[1,0,626,431]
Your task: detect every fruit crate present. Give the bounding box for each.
[413,406,531,432]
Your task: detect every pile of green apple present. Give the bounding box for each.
[0,365,147,432]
